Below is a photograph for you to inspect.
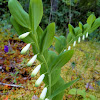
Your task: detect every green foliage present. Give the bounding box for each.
[8,0,77,99]
[50,50,74,71]
[29,0,43,31]
[55,36,67,53]
[51,77,65,100]
[79,22,84,31]
[42,23,55,52]
[49,79,79,99]
[10,16,33,44]
[41,0,100,36]
[87,14,96,27]
[66,14,100,46]
[54,14,100,54]
[8,0,30,28]
[8,0,100,99]
[68,24,75,36]
[69,88,97,100]
[1,0,100,40]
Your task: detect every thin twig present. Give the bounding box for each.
[0,82,24,88]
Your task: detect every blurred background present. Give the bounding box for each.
[0,0,100,42]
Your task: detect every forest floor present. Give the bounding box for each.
[0,32,100,100]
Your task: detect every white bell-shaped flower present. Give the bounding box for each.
[19,32,30,39]
[82,35,85,40]
[64,49,66,52]
[78,37,81,43]
[27,55,37,66]
[86,32,88,38]
[21,43,31,54]
[68,46,71,50]
[40,87,47,100]
[45,98,49,100]
[31,64,41,77]
[73,41,76,47]
[35,74,45,87]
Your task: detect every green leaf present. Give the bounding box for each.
[55,36,67,54]
[74,27,82,36]
[50,50,74,71]
[79,22,84,31]
[48,51,60,86]
[49,79,79,99]
[37,50,49,63]
[83,24,89,32]
[42,23,55,52]
[10,16,33,43]
[47,51,57,67]
[39,51,62,87]
[51,69,61,86]
[89,95,97,100]
[67,32,82,46]
[40,63,48,84]
[36,26,43,49]
[51,77,65,100]
[67,33,72,43]
[29,0,43,31]
[40,51,59,86]
[68,24,75,37]
[87,14,96,26]
[68,88,77,95]
[83,98,90,100]
[90,17,100,33]
[68,88,86,98]
[8,0,30,28]
[31,43,39,54]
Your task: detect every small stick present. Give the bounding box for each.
[8,40,13,51]
[0,82,24,88]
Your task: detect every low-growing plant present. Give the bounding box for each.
[68,88,97,100]
[8,0,100,99]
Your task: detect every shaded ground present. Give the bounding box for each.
[0,32,100,100]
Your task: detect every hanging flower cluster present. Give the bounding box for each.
[19,32,48,100]
[66,32,89,51]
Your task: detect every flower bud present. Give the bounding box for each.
[68,46,71,50]
[31,64,41,77]
[73,41,76,47]
[45,98,49,100]
[27,55,37,66]
[35,74,45,87]
[40,87,47,100]
[86,32,88,38]
[21,44,31,54]
[64,49,66,52]
[82,35,85,40]
[78,37,81,43]
[19,32,30,39]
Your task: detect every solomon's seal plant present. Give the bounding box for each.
[8,0,100,99]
